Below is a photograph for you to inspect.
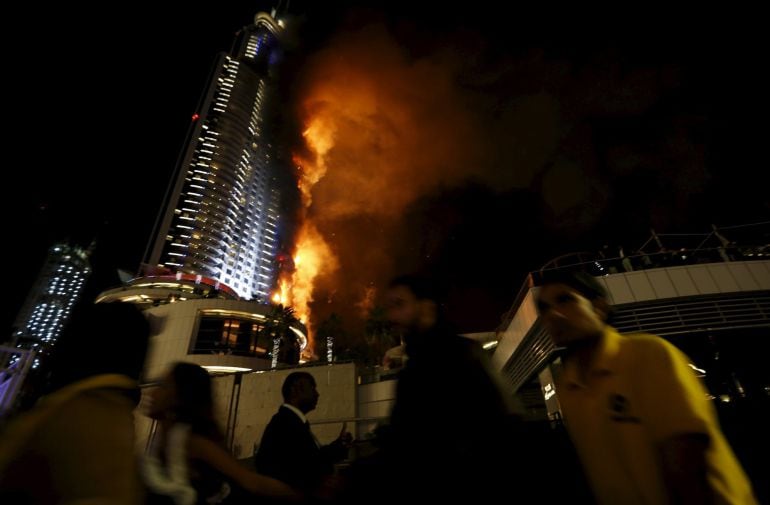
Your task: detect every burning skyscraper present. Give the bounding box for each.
[145,11,287,302]
[98,10,308,377]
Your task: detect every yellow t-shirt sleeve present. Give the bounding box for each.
[633,336,715,443]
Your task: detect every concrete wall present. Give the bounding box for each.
[357,379,397,439]
[134,363,358,459]
[225,364,357,459]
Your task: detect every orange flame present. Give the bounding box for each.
[295,116,336,207]
[290,222,338,338]
[271,279,290,305]
[272,116,340,358]
[281,29,470,356]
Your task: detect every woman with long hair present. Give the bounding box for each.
[144,362,297,504]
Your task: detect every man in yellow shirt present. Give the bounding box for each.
[536,270,757,505]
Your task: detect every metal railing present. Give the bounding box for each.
[497,221,770,332]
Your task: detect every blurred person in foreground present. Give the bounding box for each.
[342,274,532,503]
[144,362,298,504]
[536,270,758,505]
[0,302,151,504]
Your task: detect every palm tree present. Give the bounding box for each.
[316,313,345,362]
[262,304,301,366]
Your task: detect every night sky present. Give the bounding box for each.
[3,2,768,336]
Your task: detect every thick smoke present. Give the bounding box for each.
[285,14,719,336]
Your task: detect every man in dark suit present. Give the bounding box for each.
[254,372,352,495]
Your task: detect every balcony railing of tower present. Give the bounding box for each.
[496,221,770,333]
[97,278,244,307]
[133,267,241,297]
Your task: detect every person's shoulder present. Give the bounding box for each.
[269,406,291,422]
[423,333,482,364]
[80,386,137,407]
[269,406,303,429]
[445,332,480,351]
[52,388,135,427]
[622,332,689,363]
[624,332,674,351]
[261,410,292,445]
[32,388,136,459]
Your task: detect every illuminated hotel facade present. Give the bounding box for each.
[97,275,307,378]
[98,11,306,378]
[145,12,286,302]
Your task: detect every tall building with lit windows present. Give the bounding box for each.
[10,242,92,365]
[97,10,307,378]
[145,11,286,301]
